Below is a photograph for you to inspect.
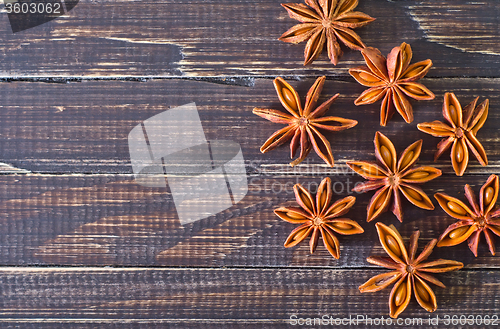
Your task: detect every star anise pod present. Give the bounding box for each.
[253,76,357,167]
[417,92,489,176]
[279,0,375,65]
[359,222,463,318]
[347,132,441,222]
[435,175,500,257]
[274,177,364,259]
[349,42,435,126]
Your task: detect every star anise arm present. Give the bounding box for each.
[358,271,402,293]
[442,92,462,128]
[353,86,388,105]
[375,223,409,264]
[467,230,481,257]
[309,116,358,131]
[324,219,364,235]
[417,120,455,137]
[303,76,326,116]
[360,47,389,80]
[333,26,365,50]
[434,193,476,220]
[281,3,322,22]
[252,108,295,124]
[379,89,395,127]
[308,93,339,118]
[397,83,435,101]
[347,161,389,180]
[320,226,340,259]
[306,125,335,167]
[387,42,412,82]
[413,275,437,313]
[274,77,303,117]
[469,99,489,136]
[464,184,480,215]
[413,238,437,264]
[391,187,403,222]
[334,0,359,17]
[417,259,464,273]
[392,87,413,123]
[367,185,392,222]
[290,127,312,167]
[349,66,386,87]
[279,23,320,44]
[274,206,312,224]
[284,223,314,248]
[326,29,342,65]
[434,136,455,161]
[465,131,488,166]
[401,166,442,184]
[399,184,434,210]
[294,183,316,215]
[316,177,332,214]
[310,226,320,253]
[389,274,412,319]
[304,29,326,65]
[408,230,420,262]
[374,131,397,172]
[480,174,499,214]
[462,96,480,128]
[334,11,375,28]
[400,59,433,82]
[415,271,445,288]
[324,195,356,218]
[366,256,401,269]
[397,139,422,172]
[437,221,477,248]
[451,138,469,176]
[259,125,297,153]
[304,0,323,16]
[465,98,488,133]
[484,229,496,256]
[352,180,386,193]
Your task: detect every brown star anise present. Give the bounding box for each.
[279,0,375,65]
[359,222,463,318]
[435,175,500,257]
[253,76,357,167]
[417,92,489,176]
[347,132,441,222]
[274,177,364,259]
[349,42,435,126]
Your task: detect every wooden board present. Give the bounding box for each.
[1,0,500,326]
[0,268,498,327]
[0,0,499,77]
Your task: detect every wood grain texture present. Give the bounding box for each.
[0,0,500,326]
[0,78,499,174]
[0,0,499,77]
[0,267,497,327]
[0,173,498,269]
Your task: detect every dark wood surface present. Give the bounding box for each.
[1,0,500,327]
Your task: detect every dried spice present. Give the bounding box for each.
[279,0,374,65]
[417,92,489,176]
[347,132,441,222]
[359,222,463,318]
[275,177,364,259]
[349,42,435,126]
[253,76,357,167]
[435,175,500,256]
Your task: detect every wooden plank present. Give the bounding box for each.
[0,0,499,77]
[0,78,499,174]
[0,173,498,268]
[0,267,497,326]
